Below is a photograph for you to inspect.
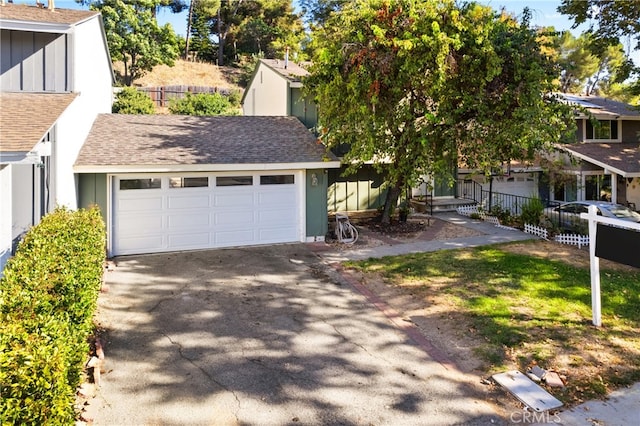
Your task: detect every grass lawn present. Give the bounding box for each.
[347,241,640,406]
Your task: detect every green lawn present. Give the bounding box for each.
[347,243,640,404]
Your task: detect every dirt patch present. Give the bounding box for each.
[498,240,637,273]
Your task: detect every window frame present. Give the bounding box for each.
[584,119,620,142]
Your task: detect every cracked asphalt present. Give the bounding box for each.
[88,244,506,425]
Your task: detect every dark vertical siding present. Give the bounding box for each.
[0,29,68,92]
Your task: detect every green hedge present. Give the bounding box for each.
[0,206,106,424]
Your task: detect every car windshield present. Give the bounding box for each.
[608,205,640,221]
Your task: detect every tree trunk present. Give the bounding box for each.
[380,182,403,225]
[217,7,224,66]
[184,0,195,59]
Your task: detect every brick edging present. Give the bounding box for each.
[330,262,459,372]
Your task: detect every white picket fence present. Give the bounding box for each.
[459,205,589,247]
[523,223,589,248]
[524,223,548,239]
[554,233,590,249]
[456,205,480,217]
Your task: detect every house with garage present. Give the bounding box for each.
[0,3,113,272]
[74,115,340,257]
[550,94,640,209]
[242,58,388,213]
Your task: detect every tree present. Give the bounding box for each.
[184,0,220,59]
[112,87,156,114]
[558,0,640,53]
[92,0,179,86]
[306,0,574,224]
[558,0,639,96]
[168,92,239,115]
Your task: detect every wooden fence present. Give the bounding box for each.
[138,85,230,107]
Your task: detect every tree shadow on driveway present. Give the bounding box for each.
[90,244,507,425]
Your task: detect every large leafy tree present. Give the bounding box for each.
[306,0,574,224]
[92,0,180,86]
[558,0,639,96]
[189,0,304,66]
[558,0,640,53]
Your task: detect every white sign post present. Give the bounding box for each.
[581,205,640,327]
[585,205,602,327]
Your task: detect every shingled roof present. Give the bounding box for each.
[562,143,640,177]
[0,3,98,26]
[74,115,339,171]
[559,94,640,119]
[260,59,310,82]
[0,92,78,152]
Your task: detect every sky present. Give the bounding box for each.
[36,0,640,64]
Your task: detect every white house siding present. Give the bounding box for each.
[0,165,12,272]
[242,64,289,116]
[54,17,112,209]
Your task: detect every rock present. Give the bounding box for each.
[544,371,565,388]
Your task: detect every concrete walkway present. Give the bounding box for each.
[315,212,536,263]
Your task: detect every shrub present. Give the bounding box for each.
[520,197,545,226]
[112,87,156,114]
[0,206,106,424]
[168,92,240,116]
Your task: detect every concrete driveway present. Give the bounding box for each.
[88,244,506,425]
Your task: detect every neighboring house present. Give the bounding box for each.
[0,3,114,271]
[552,94,640,209]
[74,115,341,257]
[242,58,387,213]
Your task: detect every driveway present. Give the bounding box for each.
[87,244,506,425]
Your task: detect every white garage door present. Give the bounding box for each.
[112,171,303,255]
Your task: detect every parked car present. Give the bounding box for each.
[543,201,640,232]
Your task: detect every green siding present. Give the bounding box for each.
[306,169,329,238]
[290,88,318,129]
[328,165,387,212]
[78,173,107,220]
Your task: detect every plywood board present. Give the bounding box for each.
[493,370,563,412]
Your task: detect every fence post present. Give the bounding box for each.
[587,205,602,327]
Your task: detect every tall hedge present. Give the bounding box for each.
[0,206,106,424]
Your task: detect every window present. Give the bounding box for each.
[119,178,161,190]
[216,176,253,186]
[169,177,208,188]
[260,175,294,185]
[586,120,618,140]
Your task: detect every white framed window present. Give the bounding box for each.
[585,119,620,142]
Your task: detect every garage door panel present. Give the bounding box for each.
[214,192,254,207]
[214,210,254,226]
[118,196,163,212]
[215,229,255,245]
[114,172,302,255]
[259,227,298,242]
[117,235,164,254]
[258,209,296,225]
[118,215,163,234]
[167,194,210,209]
[257,190,296,207]
[168,232,211,248]
[167,212,210,229]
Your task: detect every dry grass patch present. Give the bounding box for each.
[347,240,640,407]
[113,60,244,91]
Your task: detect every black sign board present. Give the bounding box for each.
[595,224,640,268]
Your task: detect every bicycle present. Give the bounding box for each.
[335,212,358,244]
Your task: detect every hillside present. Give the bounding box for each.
[114,59,245,93]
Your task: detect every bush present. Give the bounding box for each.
[520,197,545,226]
[168,92,240,116]
[0,207,106,424]
[112,87,156,114]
